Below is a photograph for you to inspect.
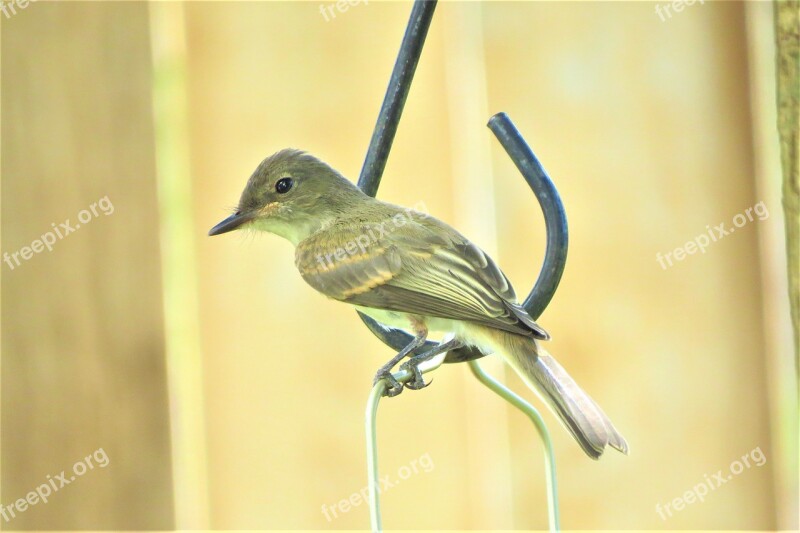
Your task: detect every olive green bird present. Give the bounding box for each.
[209,149,628,459]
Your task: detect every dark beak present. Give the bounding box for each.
[208,211,255,236]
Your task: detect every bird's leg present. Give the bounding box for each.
[401,337,465,390]
[372,325,428,397]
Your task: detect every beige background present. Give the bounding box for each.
[2,1,796,530]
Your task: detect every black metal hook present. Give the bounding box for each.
[357,0,437,197]
[356,0,568,363]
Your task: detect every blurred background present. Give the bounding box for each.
[2,0,797,530]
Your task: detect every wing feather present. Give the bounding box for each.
[295,213,549,339]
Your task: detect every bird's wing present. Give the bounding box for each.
[294,214,549,339]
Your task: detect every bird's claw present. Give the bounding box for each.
[400,361,432,390]
[373,371,404,397]
[404,377,432,390]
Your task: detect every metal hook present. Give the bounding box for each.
[355,1,565,531]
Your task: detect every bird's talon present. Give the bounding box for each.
[399,361,430,390]
[373,371,403,397]
[404,376,431,390]
[384,383,404,397]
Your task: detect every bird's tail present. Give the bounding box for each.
[496,332,629,459]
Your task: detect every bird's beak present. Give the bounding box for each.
[208,211,255,236]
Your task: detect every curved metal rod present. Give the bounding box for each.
[365,353,446,533]
[361,118,567,530]
[359,113,569,362]
[468,360,559,532]
[488,113,569,318]
[364,339,563,532]
[446,112,568,362]
[357,2,567,532]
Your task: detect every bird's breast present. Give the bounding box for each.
[353,306,491,349]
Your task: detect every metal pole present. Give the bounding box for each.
[358,0,438,197]
[357,3,566,532]
[468,360,560,532]
[365,355,447,532]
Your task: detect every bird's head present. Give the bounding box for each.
[208,149,364,244]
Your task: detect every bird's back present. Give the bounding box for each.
[295,198,549,340]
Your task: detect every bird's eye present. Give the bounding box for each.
[275,177,294,194]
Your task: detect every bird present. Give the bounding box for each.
[209,148,628,459]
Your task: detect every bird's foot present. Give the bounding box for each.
[371,328,429,397]
[373,370,404,397]
[398,337,464,391]
[399,359,433,390]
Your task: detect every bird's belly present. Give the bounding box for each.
[353,306,486,347]
[354,306,414,330]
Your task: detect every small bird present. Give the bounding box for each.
[209,149,628,459]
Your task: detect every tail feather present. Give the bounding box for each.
[498,334,628,459]
[531,350,629,458]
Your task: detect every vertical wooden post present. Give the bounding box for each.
[1,2,174,529]
[774,0,800,371]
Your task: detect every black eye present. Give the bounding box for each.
[275,177,294,194]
